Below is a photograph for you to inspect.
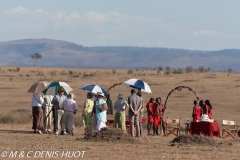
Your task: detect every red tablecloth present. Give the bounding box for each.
[190,122,221,138]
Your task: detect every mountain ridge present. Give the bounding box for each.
[0,38,239,71]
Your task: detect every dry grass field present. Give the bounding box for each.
[0,66,240,160]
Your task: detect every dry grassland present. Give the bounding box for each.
[0,66,240,160]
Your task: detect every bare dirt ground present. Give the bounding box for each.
[0,66,240,160]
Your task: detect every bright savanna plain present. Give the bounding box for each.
[0,66,240,159]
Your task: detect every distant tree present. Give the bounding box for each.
[165,66,171,74]
[228,68,232,73]
[207,67,211,72]
[198,66,205,73]
[31,53,42,67]
[186,66,193,73]
[157,66,163,73]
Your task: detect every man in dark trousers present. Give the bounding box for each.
[106,93,113,115]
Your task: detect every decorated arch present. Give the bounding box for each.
[107,82,124,92]
[163,86,200,109]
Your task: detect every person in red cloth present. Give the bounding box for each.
[152,97,164,136]
[192,100,202,122]
[205,100,213,119]
[146,98,155,135]
[199,100,208,115]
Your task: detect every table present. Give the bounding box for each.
[190,122,221,138]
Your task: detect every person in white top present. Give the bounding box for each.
[31,93,44,134]
[43,95,54,133]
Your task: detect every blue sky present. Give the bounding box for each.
[0,1,239,51]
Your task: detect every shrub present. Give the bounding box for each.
[158,66,163,73]
[112,69,116,74]
[50,71,56,76]
[69,70,73,76]
[199,66,205,73]
[186,66,193,73]
[16,67,20,72]
[228,68,232,73]
[127,70,134,74]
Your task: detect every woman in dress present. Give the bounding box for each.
[82,92,94,135]
[192,100,202,122]
[114,93,128,132]
[146,98,155,135]
[205,100,213,119]
[93,92,108,132]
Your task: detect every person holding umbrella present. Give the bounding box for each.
[137,91,145,137]
[31,93,44,134]
[51,87,67,135]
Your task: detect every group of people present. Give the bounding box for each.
[192,99,213,122]
[31,86,213,137]
[31,87,78,135]
[81,88,165,137]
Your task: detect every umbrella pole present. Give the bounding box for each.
[44,108,53,123]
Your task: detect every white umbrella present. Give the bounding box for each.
[42,81,73,95]
[123,78,152,94]
[79,84,108,97]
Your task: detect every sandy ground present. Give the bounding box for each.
[0,66,240,159]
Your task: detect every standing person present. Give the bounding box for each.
[82,92,94,135]
[137,91,144,136]
[31,93,44,134]
[60,93,78,135]
[152,97,164,136]
[146,98,155,135]
[192,100,202,122]
[114,93,129,132]
[51,87,67,135]
[106,92,113,115]
[128,89,142,137]
[43,95,54,133]
[94,92,108,132]
[199,100,208,115]
[205,100,213,119]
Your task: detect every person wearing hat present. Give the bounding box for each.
[128,89,142,137]
[60,93,78,135]
[51,87,67,135]
[93,92,108,132]
[137,91,145,137]
[114,93,129,132]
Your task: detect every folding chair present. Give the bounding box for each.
[185,119,190,135]
[164,117,181,137]
[222,119,239,138]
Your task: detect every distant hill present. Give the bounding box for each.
[0,39,240,72]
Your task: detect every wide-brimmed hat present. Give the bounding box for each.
[67,93,75,99]
[58,87,65,92]
[137,91,142,96]
[97,92,104,97]
[118,93,124,99]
